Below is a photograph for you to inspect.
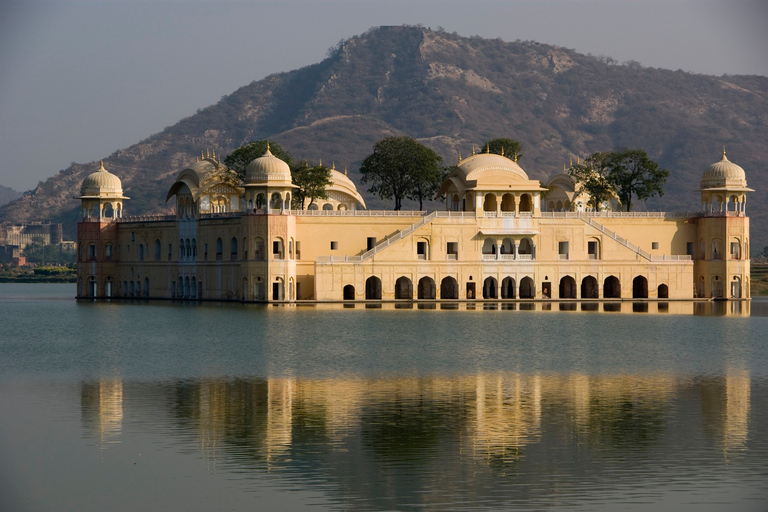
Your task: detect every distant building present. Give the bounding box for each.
[76,148,751,301]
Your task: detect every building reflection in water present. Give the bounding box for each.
[81,379,123,450]
[81,371,753,479]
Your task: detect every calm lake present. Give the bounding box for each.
[1,283,767,511]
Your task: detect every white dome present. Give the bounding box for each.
[457,152,530,182]
[79,161,125,198]
[701,150,747,189]
[244,148,292,185]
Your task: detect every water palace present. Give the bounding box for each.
[76,147,752,302]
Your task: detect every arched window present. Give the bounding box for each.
[343,285,355,301]
[451,194,460,211]
[231,237,238,261]
[440,277,458,299]
[518,238,533,257]
[254,237,265,260]
[395,277,412,300]
[154,239,161,261]
[144,277,149,297]
[365,276,382,300]
[658,283,669,299]
[483,194,497,213]
[179,239,185,260]
[323,203,333,210]
[191,238,197,258]
[483,277,497,299]
[730,277,741,299]
[501,193,515,213]
[581,276,598,299]
[104,244,113,261]
[501,277,516,299]
[191,277,197,299]
[632,276,648,299]
[482,238,496,255]
[418,277,436,300]
[104,203,114,218]
[519,194,532,212]
[559,276,577,299]
[215,238,223,260]
[270,192,282,210]
[256,193,266,209]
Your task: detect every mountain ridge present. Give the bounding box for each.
[2,25,767,249]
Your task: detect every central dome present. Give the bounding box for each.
[244,148,292,184]
[79,161,125,198]
[458,153,530,181]
[701,150,747,189]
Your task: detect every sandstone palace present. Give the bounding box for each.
[76,147,751,302]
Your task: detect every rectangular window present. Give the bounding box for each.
[330,241,338,250]
[367,237,376,251]
[686,242,694,257]
[558,241,569,260]
[274,241,280,254]
[88,244,97,261]
[417,241,427,260]
[588,241,598,260]
[447,242,458,260]
[652,241,659,250]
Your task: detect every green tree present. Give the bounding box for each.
[291,161,333,210]
[568,152,616,211]
[482,138,524,160]
[22,237,76,265]
[606,149,669,212]
[360,136,443,211]
[224,140,293,179]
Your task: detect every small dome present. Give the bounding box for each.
[701,150,747,189]
[244,147,292,184]
[80,161,125,198]
[328,168,366,208]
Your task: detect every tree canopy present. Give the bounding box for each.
[224,140,293,179]
[606,149,669,212]
[482,138,524,160]
[568,149,669,212]
[567,152,616,211]
[359,136,443,210]
[291,161,333,210]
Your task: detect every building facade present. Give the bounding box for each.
[76,149,751,301]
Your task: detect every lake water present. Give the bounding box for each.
[1,283,767,511]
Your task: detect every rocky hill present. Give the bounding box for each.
[2,26,767,250]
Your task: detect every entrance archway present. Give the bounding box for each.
[395,277,413,300]
[604,276,621,298]
[418,277,436,299]
[501,277,516,299]
[483,277,497,299]
[581,276,598,298]
[365,276,382,300]
[632,276,648,299]
[559,276,577,298]
[440,277,458,299]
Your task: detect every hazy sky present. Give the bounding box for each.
[1,0,766,192]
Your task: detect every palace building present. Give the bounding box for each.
[76,148,751,302]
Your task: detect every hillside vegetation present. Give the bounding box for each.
[2,26,767,249]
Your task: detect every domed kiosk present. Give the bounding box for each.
[437,151,545,216]
[77,161,128,220]
[243,146,297,211]
[700,149,753,215]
